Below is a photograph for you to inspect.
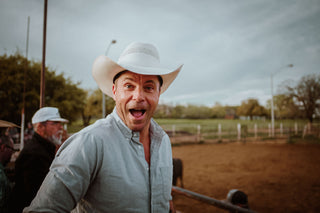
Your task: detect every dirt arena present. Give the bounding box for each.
[171,140,320,213]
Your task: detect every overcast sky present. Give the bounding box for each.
[1,0,319,107]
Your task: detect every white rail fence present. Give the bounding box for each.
[163,122,320,144]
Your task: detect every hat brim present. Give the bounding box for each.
[0,120,20,128]
[92,55,183,97]
[48,118,69,123]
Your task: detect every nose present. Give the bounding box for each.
[132,86,145,102]
[57,123,63,129]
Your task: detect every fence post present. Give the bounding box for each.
[280,123,283,136]
[197,124,201,143]
[218,123,222,140]
[254,123,257,139]
[295,122,298,135]
[307,122,311,134]
[303,125,307,138]
[172,125,176,137]
[268,123,271,137]
[237,123,241,141]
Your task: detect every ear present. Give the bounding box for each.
[112,84,116,101]
[36,123,46,136]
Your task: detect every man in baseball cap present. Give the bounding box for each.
[8,107,68,212]
[25,42,183,213]
[31,107,69,124]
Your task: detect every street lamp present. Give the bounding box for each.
[270,64,293,137]
[102,40,117,118]
[20,16,30,150]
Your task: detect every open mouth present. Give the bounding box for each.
[129,109,146,118]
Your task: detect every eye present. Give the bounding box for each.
[144,85,155,92]
[124,84,134,89]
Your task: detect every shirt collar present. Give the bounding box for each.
[111,108,138,140]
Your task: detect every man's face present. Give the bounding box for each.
[40,121,64,146]
[112,71,161,132]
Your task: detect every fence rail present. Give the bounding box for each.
[162,122,320,144]
[172,186,257,213]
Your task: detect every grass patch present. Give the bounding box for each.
[287,134,320,144]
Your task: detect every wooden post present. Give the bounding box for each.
[254,123,257,139]
[303,125,307,138]
[172,125,176,137]
[237,123,241,141]
[197,125,201,143]
[218,123,221,140]
[268,123,271,137]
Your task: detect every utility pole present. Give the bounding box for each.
[270,64,293,137]
[40,0,48,108]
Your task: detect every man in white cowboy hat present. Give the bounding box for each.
[8,107,68,213]
[24,42,183,213]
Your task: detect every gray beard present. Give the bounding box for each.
[48,131,62,146]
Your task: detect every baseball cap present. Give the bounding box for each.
[32,107,69,124]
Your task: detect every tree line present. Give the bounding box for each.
[0,53,319,127]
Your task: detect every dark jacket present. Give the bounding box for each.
[8,132,56,213]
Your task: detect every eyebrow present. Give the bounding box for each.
[144,80,157,84]
[122,77,157,85]
[113,71,163,86]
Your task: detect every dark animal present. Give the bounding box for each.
[172,158,184,188]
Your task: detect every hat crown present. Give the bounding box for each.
[91,41,183,97]
[32,107,68,124]
[118,42,160,67]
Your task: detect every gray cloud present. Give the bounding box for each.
[1,0,319,106]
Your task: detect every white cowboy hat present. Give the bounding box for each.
[92,42,183,97]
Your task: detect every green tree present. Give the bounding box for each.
[211,102,226,118]
[284,74,320,123]
[183,104,211,119]
[154,104,172,118]
[171,105,186,118]
[82,89,115,126]
[266,94,302,119]
[0,53,87,124]
[237,98,266,120]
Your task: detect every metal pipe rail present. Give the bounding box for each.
[172,186,257,213]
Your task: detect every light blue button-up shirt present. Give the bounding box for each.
[24,109,173,213]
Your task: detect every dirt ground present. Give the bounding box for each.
[171,140,320,213]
